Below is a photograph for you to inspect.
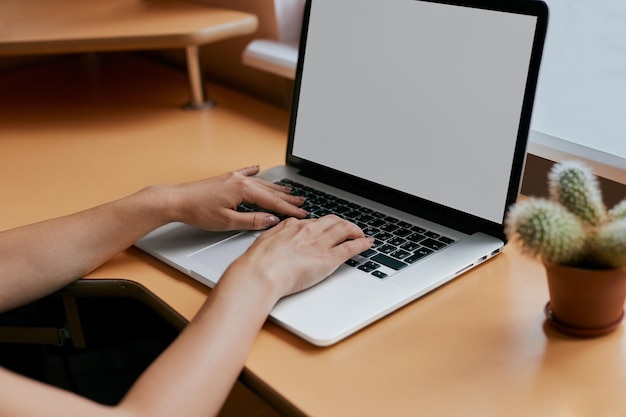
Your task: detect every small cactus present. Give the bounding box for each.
[505,160,626,269]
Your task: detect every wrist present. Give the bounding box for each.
[137,184,180,225]
[220,260,284,310]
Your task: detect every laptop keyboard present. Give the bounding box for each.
[238,179,457,279]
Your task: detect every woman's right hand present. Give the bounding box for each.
[223,215,374,301]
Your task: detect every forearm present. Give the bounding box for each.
[0,185,172,311]
[118,265,279,417]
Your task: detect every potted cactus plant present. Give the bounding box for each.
[505,160,626,337]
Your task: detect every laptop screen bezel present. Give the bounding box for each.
[285,0,548,241]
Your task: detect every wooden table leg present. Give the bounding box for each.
[184,45,215,110]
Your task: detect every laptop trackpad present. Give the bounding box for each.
[187,233,258,280]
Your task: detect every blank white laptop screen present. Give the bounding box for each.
[292,0,538,224]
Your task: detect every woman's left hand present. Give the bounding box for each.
[164,165,308,231]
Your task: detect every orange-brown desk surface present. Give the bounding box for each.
[1,53,625,417]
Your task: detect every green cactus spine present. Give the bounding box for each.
[548,160,607,226]
[505,198,586,265]
[588,218,626,268]
[609,199,626,220]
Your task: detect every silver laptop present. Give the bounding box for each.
[136,0,548,346]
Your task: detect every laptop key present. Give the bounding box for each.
[345,259,360,267]
[362,226,379,236]
[393,228,412,237]
[421,238,447,250]
[356,214,374,223]
[387,237,406,246]
[368,218,386,227]
[439,236,455,244]
[371,253,408,270]
[411,225,427,234]
[372,270,388,279]
[405,252,428,264]
[405,247,434,264]
[400,242,421,251]
[391,249,411,260]
[406,233,426,243]
[371,239,384,248]
[375,232,394,241]
[380,223,399,232]
[415,247,434,256]
[355,221,369,230]
[358,261,381,272]
[333,205,350,214]
[321,200,338,209]
[378,244,396,254]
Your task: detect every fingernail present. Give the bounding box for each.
[265,215,280,227]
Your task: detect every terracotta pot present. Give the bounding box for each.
[543,262,626,337]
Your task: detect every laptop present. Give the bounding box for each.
[136,0,548,346]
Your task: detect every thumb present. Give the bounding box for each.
[235,211,281,230]
[236,165,261,177]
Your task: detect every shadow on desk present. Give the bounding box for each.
[0,279,282,417]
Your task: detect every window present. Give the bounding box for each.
[528,0,626,184]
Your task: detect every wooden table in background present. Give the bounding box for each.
[0,0,258,109]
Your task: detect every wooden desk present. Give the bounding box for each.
[0,0,258,109]
[1,53,625,417]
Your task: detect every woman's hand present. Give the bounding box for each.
[224,215,374,300]
[164,165,308,231]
